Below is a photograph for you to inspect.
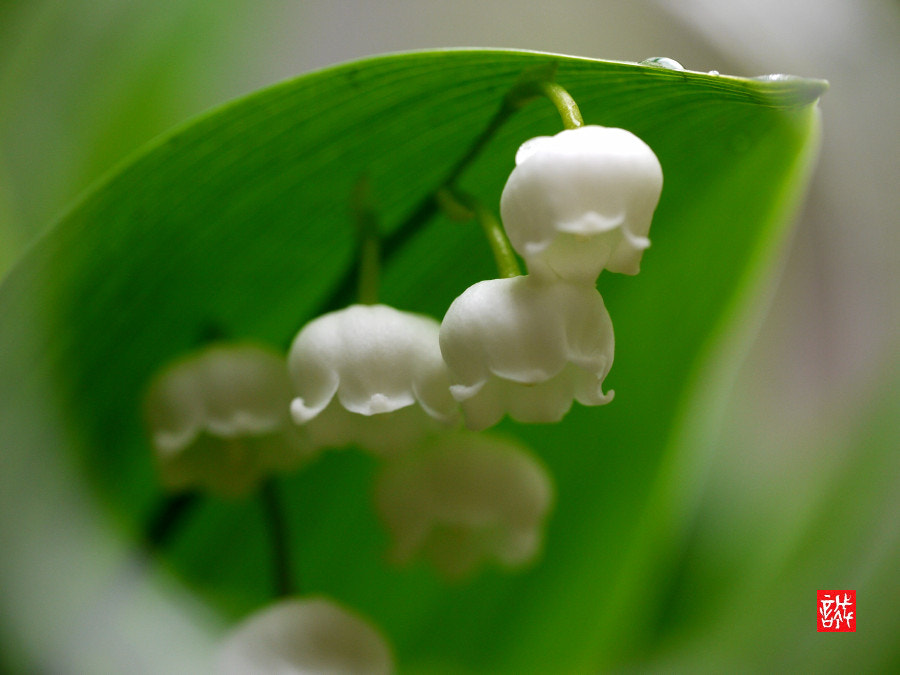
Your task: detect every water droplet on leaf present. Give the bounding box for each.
[640,57,685,71]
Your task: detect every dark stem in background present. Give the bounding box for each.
[144,483,294,599]
[145,492,200,550]
[260,477,294,597]
[141,323,223,551]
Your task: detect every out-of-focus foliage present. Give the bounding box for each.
[0,0,260,275]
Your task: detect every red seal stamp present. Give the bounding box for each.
[817,590,855,632]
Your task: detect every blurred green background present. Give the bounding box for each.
[1,1,897,672]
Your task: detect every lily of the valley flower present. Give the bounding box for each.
[375,432,553,580]
[217,597,394,675]
[440,274,614,431]
[500,125,663,282]
[144,343,311,497]
[288,304,458,454]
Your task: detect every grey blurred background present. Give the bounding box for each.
[1,0,897,670]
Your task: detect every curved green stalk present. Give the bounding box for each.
[437,187,521,279]
[537,80,583,129]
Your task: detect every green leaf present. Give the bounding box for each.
[0,49,823,672]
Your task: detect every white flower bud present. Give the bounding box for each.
[375,432,553,580]
[217,597,394,675]
[439,275,614,431]
[144,343,311,497]
[500,125,663,282]
[288,304,458,454]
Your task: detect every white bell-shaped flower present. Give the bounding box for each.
[440,275,614,431]
[217,597,394,675]
[144,343,311,497]
[375,431,553,580]
[500,125,663,282]
[288,304,458,455]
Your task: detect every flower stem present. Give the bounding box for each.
[476,203,522,279]
[260,477,295,597]
[357,236,380,305]
[352,177,381,305]
[437,188,521,278]
[145,491,200,550]
[500,63,583,130]
[537,80,583,130]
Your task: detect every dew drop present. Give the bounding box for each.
[640,56,685,71]
[708,70,720,76]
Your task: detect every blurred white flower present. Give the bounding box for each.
[143,343,311,497]
[288,304,458,454]
[217,596,394,675]
[439,275,614,431]
[375,431,553,580]
[500,125,663,282]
